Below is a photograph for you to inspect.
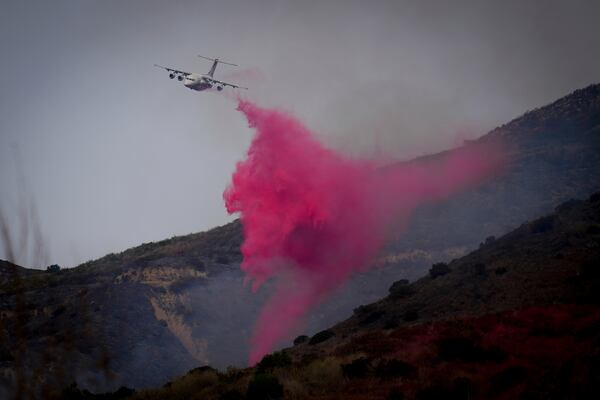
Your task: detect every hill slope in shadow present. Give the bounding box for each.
[127,192,600,400]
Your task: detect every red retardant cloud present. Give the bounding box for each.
[224,99,506,364]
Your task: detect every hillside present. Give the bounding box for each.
[122,192,600,400]
[0,260,41,283]
[299,193,600,354]
[0,222,245,393]
[389,83,600,254]
[1,83,600,394]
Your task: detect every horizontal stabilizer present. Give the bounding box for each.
[197,55,238,66]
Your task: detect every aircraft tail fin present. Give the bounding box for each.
[198,55,238,77]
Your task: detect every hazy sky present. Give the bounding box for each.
[1,0,599,268]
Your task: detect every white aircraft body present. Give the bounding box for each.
[155,55,247,91]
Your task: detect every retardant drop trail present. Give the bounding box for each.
[224,99,506,364]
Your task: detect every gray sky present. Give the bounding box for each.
[1,0,599,268]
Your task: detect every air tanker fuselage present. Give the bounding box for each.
[183,74,214,91]
[157,56,245,92]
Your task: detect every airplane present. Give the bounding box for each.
[154,55,248,91]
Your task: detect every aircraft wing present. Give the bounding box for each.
[205,77,248,90]
[154,64,191,76]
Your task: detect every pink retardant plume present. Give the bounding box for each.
[224,99,506,365]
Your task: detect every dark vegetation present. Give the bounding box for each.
[531,215,555,233]
[59,384,134,400]
[374,359,416,379]
[46,264,61,273]
[255,351,291,372]
[387,279,412,298]
[341,357,371,378]
[428,263,449,279]
[292,335,308,345]
[79,191,600,399]
[99,303,598,400]
[436,336,505,363]
[308,329,335,345]
[246,373,283,400]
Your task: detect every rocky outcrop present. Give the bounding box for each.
[150,292,209,363]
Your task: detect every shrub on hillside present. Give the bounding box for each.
[452,377,473,399]
[353,303,376,316]
[403,308,420,322]
[359,310,384,326]
[156,366,219,397]
[589,192,600,202]
[388,279,413,298]
[300,356,343,391]
[256,351,291,371]
[387,388,405,400]
[60,383,134,400]
[429,263,450,279]
[221,366,245,383]
[300,353,319,365]
[0,346,14,362]
[415,378,473,400]
[246,373,283,400]
[341,357,371,378]
[489,366,527,395]
[309,329,335,345]
[479,236,496,248]
[384,319,399,329]
[471,263,487,277]
[437,336,478,361]
[187,365,218,375]
[110,387,136,399]
[219,390,244,400]
[46,264,61,273]
[555,198,582,213]
[293,335,309,345]
[531,216,554,233]
[587,224,600,234]
[580,257,600,278]
[375,359,417,378]
[437,336,505,363]
[416,385,453,400]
